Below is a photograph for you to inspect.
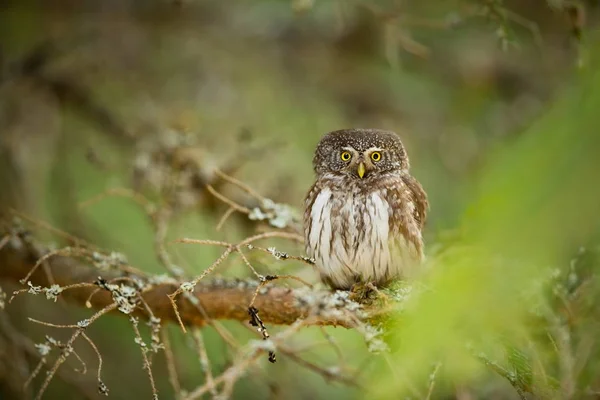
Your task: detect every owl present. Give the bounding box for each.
[304,129,428,290]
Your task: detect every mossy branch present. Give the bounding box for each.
[0,228,367,329]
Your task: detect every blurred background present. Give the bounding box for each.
[1,0,600,399]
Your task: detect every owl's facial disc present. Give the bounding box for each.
[335,146,386,179]
[314,129,410,178]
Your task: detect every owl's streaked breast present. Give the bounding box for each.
[305,185,418,289]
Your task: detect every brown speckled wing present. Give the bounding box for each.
[385,176,428,258]
[402,174,429,230]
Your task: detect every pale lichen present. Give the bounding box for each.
[77,319,91,328]
[27,281,42,295]
[293,287,364,321]
[35,342,52,356]
[44,284,63,302]
[179,281,195,293]
[248,198,301,229]
[97,283,141,314]
[266,247,289,260]
[91,251,129,271]
[356,324,390,354]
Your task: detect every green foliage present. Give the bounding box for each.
[373,51,600,398]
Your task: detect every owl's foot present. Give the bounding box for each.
[366,282,391,305]
[348,281,385,303]
[365,282,381,294]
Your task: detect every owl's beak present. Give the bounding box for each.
[357,162,366,179]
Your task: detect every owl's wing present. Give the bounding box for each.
[384,176,428,264]
[401,174,429,230]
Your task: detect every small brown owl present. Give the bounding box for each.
[304,128,428,290]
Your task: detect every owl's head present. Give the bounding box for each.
[312,128,409,180]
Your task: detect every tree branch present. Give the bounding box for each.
[0,229,358,329]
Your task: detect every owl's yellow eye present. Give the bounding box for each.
[371,151,382,162]
[340,151,351,161]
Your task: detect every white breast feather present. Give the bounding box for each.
[307,189,412,289]
[308,189,332,269]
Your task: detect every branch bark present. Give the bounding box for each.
[0,229,356,328]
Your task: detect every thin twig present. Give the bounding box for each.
[192,328,218,397]
[173,238,231,248]
[238,231,304,246]
[130,316,159,399]
[184,319,309,400]
[161,328,182,396]
[216,206,236,231]
[24,357,47,390]
[9,208,94,248]
[168,247,233,333]
[278,346,361,388]
[214,169,267,203]
[236,248,263,279]
[78,188,155,215]
[35,303,118,400]
[20,247,81,285]
[425,362,442,400]
[81,332,107,395]
[205,185,250,214]
[246,244,316,266]
[319,326,345,363]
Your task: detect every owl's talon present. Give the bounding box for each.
[348,281,377,302]
[366,282,391,305]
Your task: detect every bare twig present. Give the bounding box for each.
[130,316,159,399]
[161,328,182,396]
[192,328,218,397]
[34,303,118,400]
[78,188,155,215]
[9,208,95,248]
[216,206,236,231]
[205,185,250,214]
[81,332,108,396]
[214,168,267,203]
[278,346,361,388]
[184,318,309,400]
[425,362,442,400]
